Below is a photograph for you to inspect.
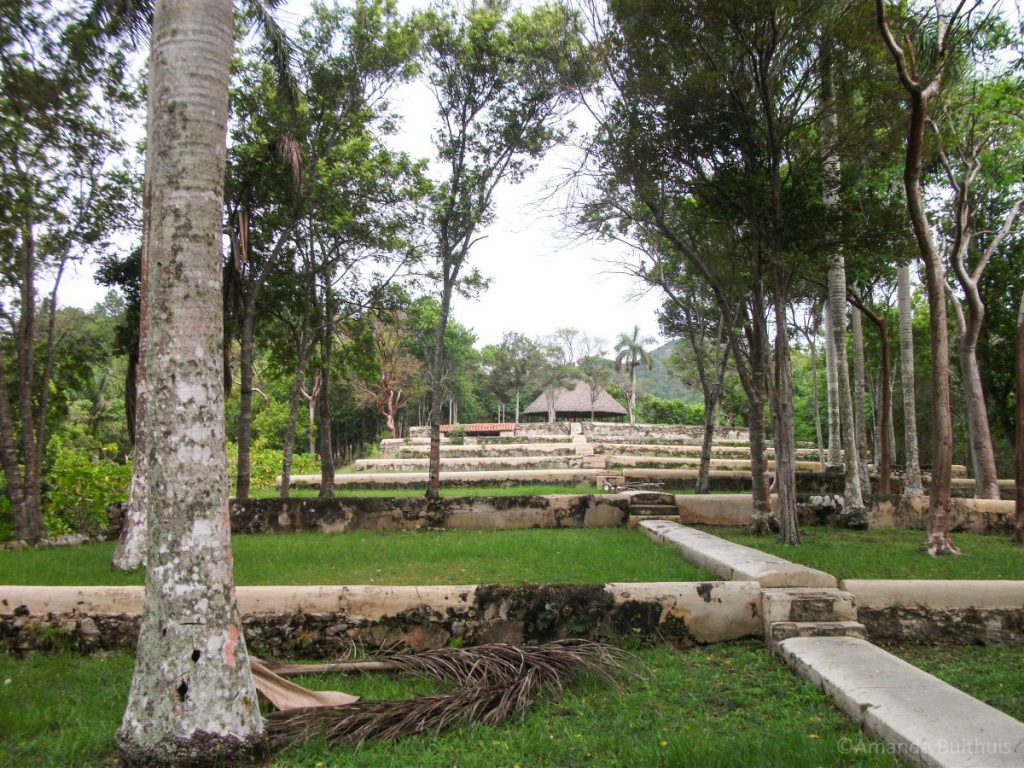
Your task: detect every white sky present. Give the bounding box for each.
[56,0,665,351]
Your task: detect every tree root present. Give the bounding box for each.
[925,533,962,556]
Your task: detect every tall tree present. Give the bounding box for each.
[487,332,542,423]
[896,263,924,495]
[933,69,1023,500]
[875,0,978,555]
[116,0,263,763]
[0,3,135,543]
[614,325,654,424]
[420,1,591,498]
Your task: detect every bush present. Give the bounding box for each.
[636,394,705,425]
[447,424,467,445]
[43,440,132,536]
[225,443,320,492]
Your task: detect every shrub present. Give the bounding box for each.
[636,394,705,425]
[42,440,132,536]
[225,443,320,492]
[447,424,467,445]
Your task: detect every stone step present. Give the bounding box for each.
[762,587,857,625]
[626,514,680,529]
[776,636,1024,767]
[620,490,677,506]
[768,621,867,642]
[629,504,679,515]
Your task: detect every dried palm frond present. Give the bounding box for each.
[264,640,639,748]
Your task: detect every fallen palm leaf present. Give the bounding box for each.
[250,658,360,711]
[263,640,638,747]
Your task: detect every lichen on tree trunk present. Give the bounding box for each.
[896,264,923,496]
[116,1,263,763]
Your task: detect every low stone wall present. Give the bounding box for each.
[869,495,1017,535]
[580,422,750,442]
[842,580,1024,645]
[108,495,630,539]
[0,581,763,657]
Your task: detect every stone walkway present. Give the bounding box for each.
[777,636,1024,767]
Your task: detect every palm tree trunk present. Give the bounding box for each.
[112,56,155,572]
[116,2,263,761]
[820,56,865,524]
[850,297,871,497]
[897,264,923,495]
[823,309,842,468]
[807,319,825,467]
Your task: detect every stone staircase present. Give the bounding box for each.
[621,490,680,528]
[761,587,867,645]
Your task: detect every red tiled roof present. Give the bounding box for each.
[440,423,515,433]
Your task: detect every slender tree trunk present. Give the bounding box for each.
[823,309,842,468]
[1014,290,1024,543]
[747,269,775,533]
[629,366,637,424]
[772,281,800,545]
[318,312,334,498]
[856,302,892,496]
[807,319,825,467]
[0,347,28,540]
[280,330,310,500]
[850,297,871,497]
[514,388,520,423]
[821,60,865,524]
[112,105,154,571]
[16,220,43,542]
[950,296,1001,500]
[426,276,454,500]
[897,264,923,495]
[235,294,257,500]
[116,2,263,762]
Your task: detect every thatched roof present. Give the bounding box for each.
[522,380,627,418]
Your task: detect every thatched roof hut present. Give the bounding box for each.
[522,380,627,421]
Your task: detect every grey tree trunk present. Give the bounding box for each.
[771,283,800,544]
[823,292,842,469]
[807,318,825,467]
[112,52,156,572]
[116,1,263,762]
[896,264,923,495]
[426,275,454,500]
[280,329,310,500]
[821,80,865,523]
[318,320,335,498]
[850,298,871,497]
[1014,289,1023,543]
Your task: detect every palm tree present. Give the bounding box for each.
[614,326,654,424]
[115,1,263,764]
[104,0,299,569]
[896,264,923,495]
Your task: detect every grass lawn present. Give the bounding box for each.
[0,528,712,586]
[697,526,1024,580]
[887,644,1024,722]
[0,641,899,767]
[249,484,613,499]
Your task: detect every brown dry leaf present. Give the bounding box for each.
[250,659,360,712]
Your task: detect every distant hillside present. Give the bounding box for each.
[635,340,702,403]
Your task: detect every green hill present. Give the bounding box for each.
[635,340,702,403]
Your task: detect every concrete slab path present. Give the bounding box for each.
[776,636,1024,767]
[640,520,837,588]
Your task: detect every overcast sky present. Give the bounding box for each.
[56,0,665,352]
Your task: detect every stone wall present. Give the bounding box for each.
[0,582,763,657]
[108,494,630,539]
[842,580,1024,645]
